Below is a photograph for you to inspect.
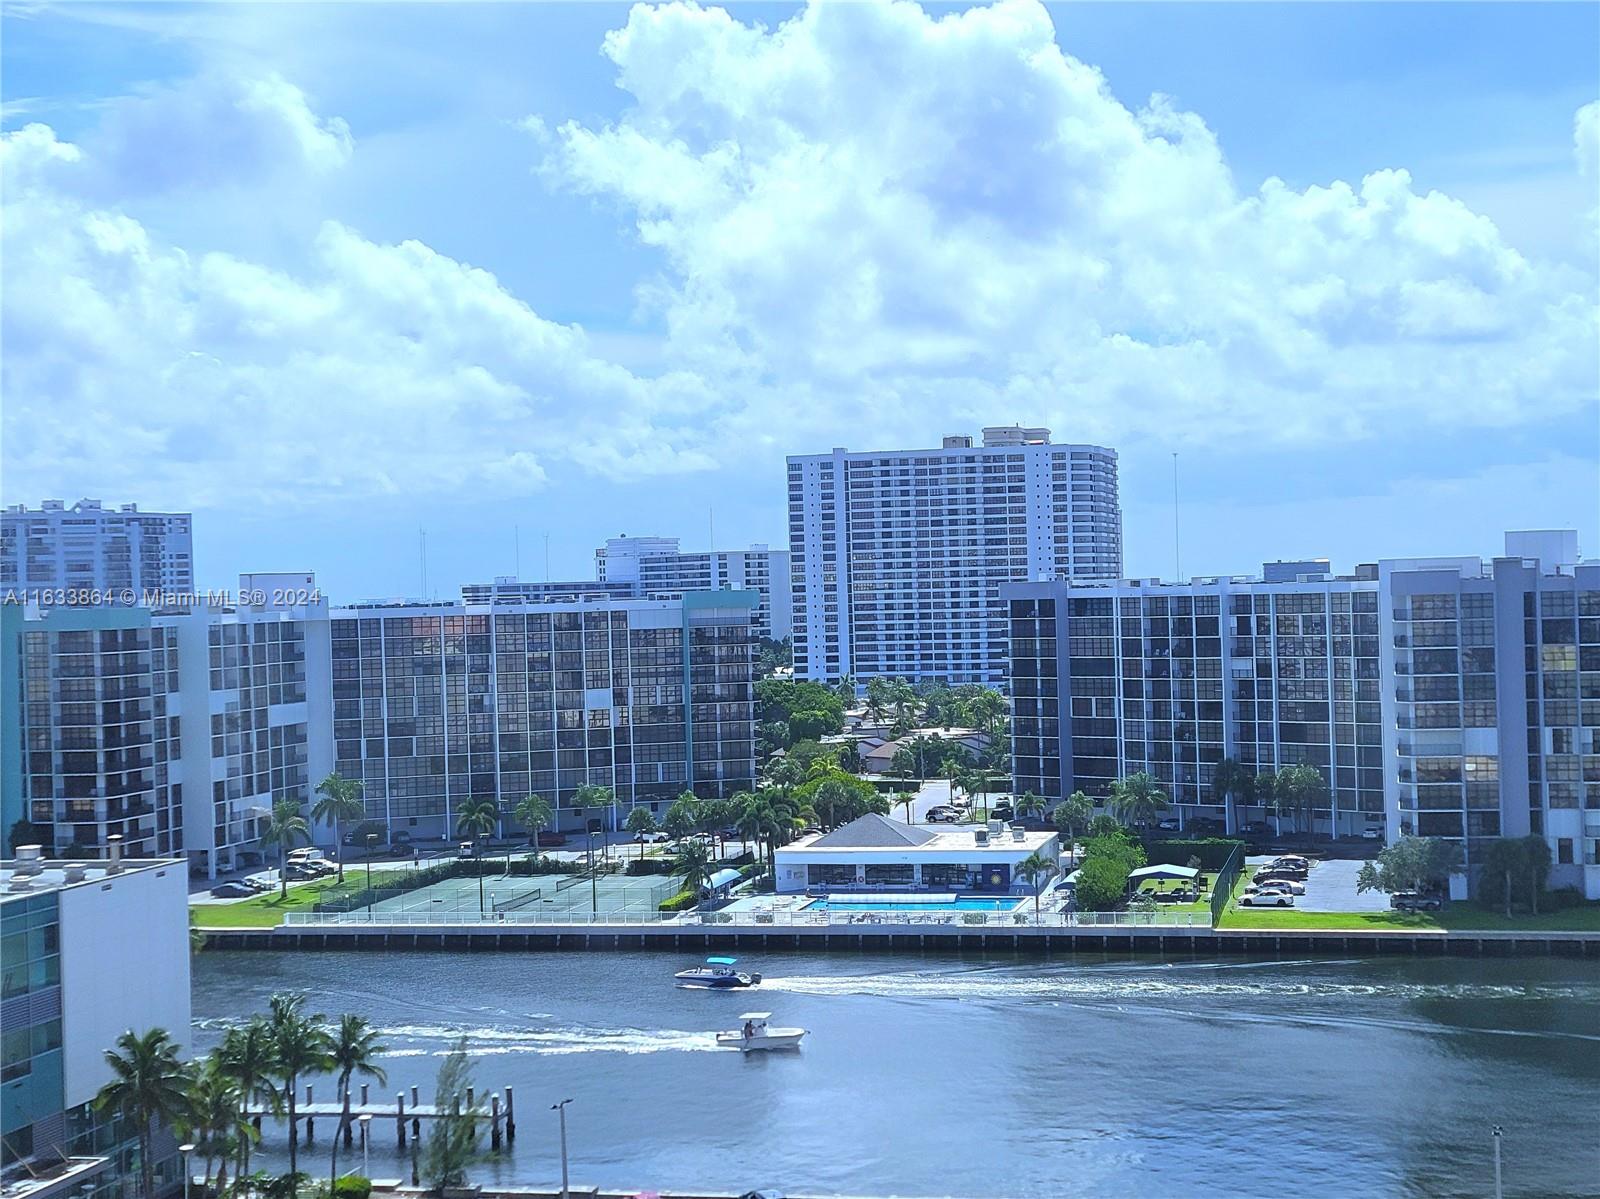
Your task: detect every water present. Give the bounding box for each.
[192,950,1600,1198]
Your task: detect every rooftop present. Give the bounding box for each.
[0,850,184,901]
[786,817,1056,857]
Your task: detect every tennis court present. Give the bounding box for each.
[355,869,675,921]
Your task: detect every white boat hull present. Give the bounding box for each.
[716,1028,807,1052]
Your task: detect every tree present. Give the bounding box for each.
[1356,836,1463,897]
[311,774,365,883]
[1475,837,1523,918]
[894,790,917,825]
[511,793,553,849]
[424,1040,480,1191]
[455,798,500,912]
[1073,831,1148,911]
[182,1055,253,1197]
[96,1028,192,1199]
[1086,813,1122,839]
[261,798,311,900]
[268,993,334,1176]
[573,784,617,856]
[1211,758,1253,834]
[865,677,897,724]
[888,746,919,785]
[663,792,702,841]
[967,689,1008,737]
[1273,765,1328,835]
[834,740,863,774]
[7,818,52,856]
[1107,773,1170,829]
[328,1014,388,1195]
[700,796,734,856]
[624,807,659,861]
[1516,835,1553,916]
[1052,792,1094,844]
[1014,791,1047,824]
[672,839,713,900]
[217,1016,279,1181]
[1014,849,1056,922]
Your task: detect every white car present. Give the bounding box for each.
[1246,879,1305,896]
[1239,891,1295,907]
[633,831,671,843]
[1361,826,1383,840]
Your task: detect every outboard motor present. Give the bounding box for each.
[751,972,763,985]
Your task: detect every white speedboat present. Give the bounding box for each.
[675,956,761,989]
[716,1012,807,1052]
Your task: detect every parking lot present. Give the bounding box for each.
[1245,854,1389,912]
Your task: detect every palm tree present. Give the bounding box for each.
[672,838,714,901]
[894,790,917,824]
[96,1028,192,1199]
[573,783,617,857]
[1107,772,1170,829]
[809,778,853,831]
[1052,791,1093,846]
[455,798,499,912]
[1211,758,1253,835]
[968,689,1008,737]
[328,1014,388,1193]
[1014,790,1047,824]
[311,774,365,883]
[664,792,701,841]
[733,793,765,863]
[1274,765,1328,836]
[1014,849,1057,922]
[268,993,334,1176]
[218,1016,279,1181]
[512,792,553,844]
[182,1055,253,1197]
[624,806,659,861]
[261,797,311,899]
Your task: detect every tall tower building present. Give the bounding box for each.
[786,426,1121,684]
[1,499,194,603]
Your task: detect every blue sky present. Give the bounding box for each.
[2,1,1596,599]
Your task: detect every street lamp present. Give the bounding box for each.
[177,1143,195,1199]
[359,1113,372,1179]
[550,1099,573,1199]
[586,831,597,914]
[365,834,377,920]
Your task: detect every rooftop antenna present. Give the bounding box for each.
[709,507,715,552]
[1172,451,1182,581]
[419,528,427,601]
[544,533,550,584]
[514,525,521,580]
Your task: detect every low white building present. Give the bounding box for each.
[774,813,1059,894]
[0,846,191,1199]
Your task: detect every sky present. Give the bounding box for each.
[2,0,1597,601]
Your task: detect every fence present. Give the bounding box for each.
[283,906,1209,930]
[1210,842,1244,928]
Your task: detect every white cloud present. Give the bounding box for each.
[544,0,1599,451]
[1577,100,1599,179]
[0,121,716,509]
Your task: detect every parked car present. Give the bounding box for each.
[533,831,568,847]
[388,842,415,858]
[1155,817,1181,832]
[210,881,255,898]
[633,830,671,843]
[989,804,1015,822]
[926,806,959,823]
[1241,821,1270,836]
[243,876,273,892]
[1239,891,1295,907]
[1246,879,1305,896]
[1188,817,1223,834]
[1252,868,1303,886]
[393,829,413,845]
[1361,825,1384,840]
[282,865,317,881]
[1271,854,1311,869]
[1390,891,1442,912]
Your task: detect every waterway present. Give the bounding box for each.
[192,950,1600,1198]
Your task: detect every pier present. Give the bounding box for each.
[247,1082,516,1152]
[201,920,1600,958]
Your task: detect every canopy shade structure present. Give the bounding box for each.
[706,956,738,965]
[708,868,742,890]
[1127,864,1200,882]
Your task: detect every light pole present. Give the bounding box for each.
[178,1143,195,1199]
[1492,1125,1503,1199]
[586,831,597,914]
[365,834,377,920]
[359,1112,372,1179]
[550,1099,573,1199]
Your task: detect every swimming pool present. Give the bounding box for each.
[802,896,1023,912]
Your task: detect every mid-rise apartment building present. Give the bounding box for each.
[467,537,792,642]
[1005,531,1599,898]
[1,501,193,604]
[1,849,191,1199]
[331,591,758,839]
[787,427,1121,685]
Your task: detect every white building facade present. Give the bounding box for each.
[787,427,1121,685]
[1,501,193,605]
[773,813,1059,894]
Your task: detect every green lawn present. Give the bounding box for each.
[1218,902,1600,933]
[191,869,415,928]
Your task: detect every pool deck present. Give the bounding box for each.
[202,920,1600,958]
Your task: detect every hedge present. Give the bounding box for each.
[626,858,674,876]
[1140,837,1246,871]
[333,1179,371,1199]
[658,889,698,912]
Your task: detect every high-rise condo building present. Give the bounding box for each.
[465,537,792,641]
[787,426,1121,685]
[0,848,191,1199]
[1005,530,1599,898]
[1,501,194,604]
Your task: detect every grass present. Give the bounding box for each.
[1218,899,1600,933]
[191,868,417,927]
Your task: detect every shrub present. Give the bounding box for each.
[333,1178,372,1199]
[625,859,673,876]
[1140,838,1246,871]
[658,890,698,912]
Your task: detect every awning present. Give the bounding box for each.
[1127,864,1200,881]
[708,868,742,890]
